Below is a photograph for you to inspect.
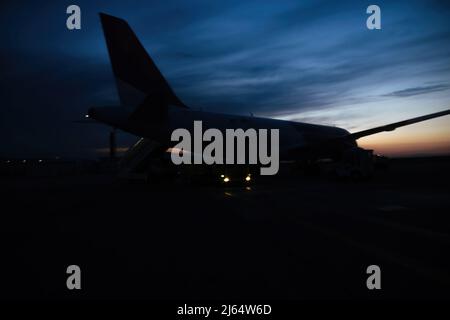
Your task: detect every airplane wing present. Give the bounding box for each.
[283,108,450,158]
[347,108,450,140]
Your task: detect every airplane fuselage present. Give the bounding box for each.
[89,105,357,161]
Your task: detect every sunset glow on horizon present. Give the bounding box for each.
[358,116,450,157]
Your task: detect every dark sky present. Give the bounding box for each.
[1,0,450,158]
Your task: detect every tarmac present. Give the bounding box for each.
[1,157,449,299]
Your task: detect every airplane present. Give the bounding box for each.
[88,13,450,181]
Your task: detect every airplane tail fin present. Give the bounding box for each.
[99,13,186,110]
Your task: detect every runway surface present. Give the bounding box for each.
[1,157,449,299]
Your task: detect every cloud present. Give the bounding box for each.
[1,0,450,157]
[382,84,450,98]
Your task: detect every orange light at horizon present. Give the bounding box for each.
[358,117,450,157]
